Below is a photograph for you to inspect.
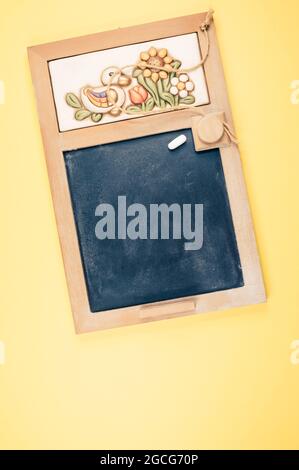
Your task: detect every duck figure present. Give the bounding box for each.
[80,67,131,117]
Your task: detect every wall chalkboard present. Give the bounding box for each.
[64,129,244,313]
[29,12,265,331]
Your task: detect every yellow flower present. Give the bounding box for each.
[135,47,173,82]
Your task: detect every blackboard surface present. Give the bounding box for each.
[64,129,243,313]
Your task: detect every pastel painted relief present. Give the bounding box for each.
[49,33,209,131]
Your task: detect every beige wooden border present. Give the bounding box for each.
[28,12,265,333]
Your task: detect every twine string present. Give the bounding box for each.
[223,122,238,143]
[101,9,214,115]
[96,10,236,145]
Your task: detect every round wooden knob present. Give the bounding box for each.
[197,115,224,144]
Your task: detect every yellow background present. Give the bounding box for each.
[1,0,299,450]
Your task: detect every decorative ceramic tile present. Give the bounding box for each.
[49,33,209,131]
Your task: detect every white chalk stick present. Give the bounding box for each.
[168,134,187,150]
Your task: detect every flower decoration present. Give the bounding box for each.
[65,45,196,122]
[134,47,173,82]
[169,74,194,99]
[128,85,148,104]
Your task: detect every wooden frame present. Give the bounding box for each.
[28,12,265,333]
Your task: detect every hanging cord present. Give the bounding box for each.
[102,9,213,82]
[97,10,236,144]
[102,9,214,116]
[223,122,238,143]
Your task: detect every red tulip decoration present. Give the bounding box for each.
[128,85,148,105]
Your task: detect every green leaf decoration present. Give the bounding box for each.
[144,77,160,107]
[66,93,82,108]
[160,92,175,107]
[144,77,160,106]
[126,105,142,114]
[171,60,181,70]
[132,68,142,78]
[157,80,166,108]
[179,95,196,105]
[137,74,154,100]
[174,95,179,107]
[169,60,182,84]
[141,102,146,112]
[91,113,103,122]
[75,109,92,120]
[162,76,171,92]
[145,97,155,112]
[136,74,159,106]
